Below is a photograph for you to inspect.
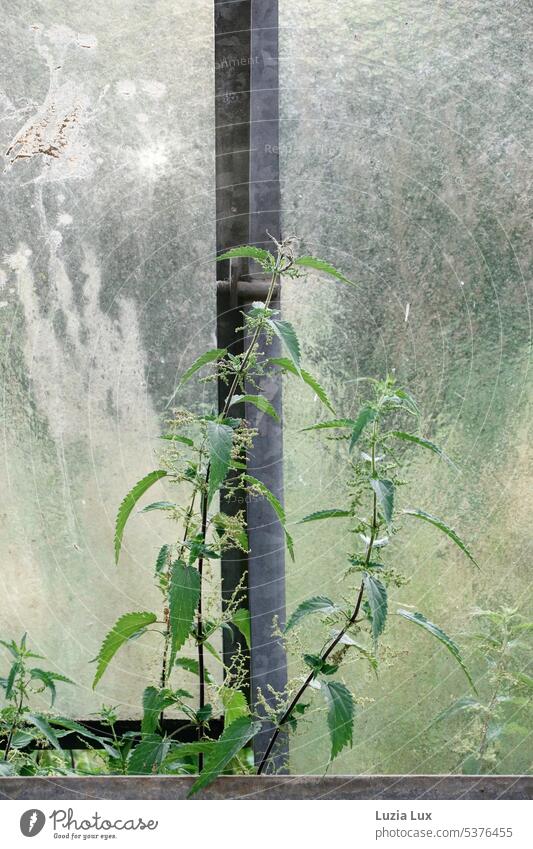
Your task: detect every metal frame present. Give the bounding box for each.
[214,0,287,770]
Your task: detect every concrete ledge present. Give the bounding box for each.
[0,775,530,800]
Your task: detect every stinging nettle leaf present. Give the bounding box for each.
[207,421,234,505]
[302,418,356,432]
[370,478,394,526]
[293,256,354,286]
[178,348,227,388]
[142,687,177,735]
[26,713,62,751]
[269,357,335,413]
[285,596,340,632]
[349,406,376,451]
[92,611,157,688]
[189,716,261,796]
[244,474,294,562]
[266,318,301,373]
[220,687,249,727]
[231,607,251,649]
[168,560,201,669]
[155,544,171,574]
[299,508,352,523]
[115,470,167,564]
[216,246,275,266]
[397,608,476,691]
[230,394,280,422]
[403,508,479,567]
[128,733,171,775]
[390,431,457,470]
[321,680,355,761]
[363,573,388,641]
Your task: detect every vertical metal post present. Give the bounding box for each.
[214,0,287,771]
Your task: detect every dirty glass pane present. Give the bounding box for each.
[0,2,216,716]
[279,1,531,773]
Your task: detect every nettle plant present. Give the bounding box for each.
[255,375,479,773]
[435,607,532,775]
[92,239,352,792]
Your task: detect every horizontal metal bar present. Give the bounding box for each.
[216,275,280,301]
[0,775,530,800]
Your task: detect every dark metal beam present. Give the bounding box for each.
[214,0,287,771]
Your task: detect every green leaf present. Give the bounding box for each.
[244,474,294,561]
[160,434,194,447]
[299,508,351,523]
[29,669,74,706]
[168,560,201,668]
[434,697,485,724]
[269,357,335,413]
[0,762,15,776]
[140,501,176,513]
[115,470,167,563]
[141,687,176,735]
[26,713,62,750]
[397,609,476,691]
[5,661,20,699]
[216,246,275,266]
[189,716,261,796]
[302,418,356,432]
[231,608,251,649]
[390,431,457,469]
[349,406,376,451]
[321,681,355,760]
[403,508,479,567]
[303,654,338,676]
[266,319,301,373]
[285,596,340,632]
[220,687,249,727]
[178,348,227,388]
[370,478,394,526]
[155,544,171,574]
[207,421,233,505]
[128,734,171,775]
[92,611,157,688]
[293,256,353,286]
[230,394,279,422]
[364,573,388,641]
[48,717,120,758]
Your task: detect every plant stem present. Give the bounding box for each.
[195,262,282,771]
[257,419,380,775]
[4,681,25,761]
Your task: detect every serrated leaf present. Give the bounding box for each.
[48,717,120,758]
[349,406,376,451]
[207,421,233,505]
[168,560,201,669]
[189,716,261,796]
[269,357,335,413]
[140,501,176,513]
[155,544,171,574]
[142,687,177,735]
[285,596,340,632]
[26,713,62,750]
[403,508,479,567]
[390,431,457,469]
[216,246,275,266]
[92,611,157,688]
[364,573,388,641]
[231,608,251,649]
[230,394,279,422]
[397,609,476,691]
[266,319,301,373]
[128,733,171,775]
[220,687,249,727]
[244,474,294,561]
[293,256,353,286]
[115,470,167,563]
[304,654,338,675]
[178,348,227,388]
[5,661,20,699]
[29,669,74,706]
[321,681,355,761]
[370,478,394,526]
[302,418,356,432]
[160,434,194,447]
[300,508,351,523]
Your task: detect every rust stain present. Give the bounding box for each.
[5,102,81,166]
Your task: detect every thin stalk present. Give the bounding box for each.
[195,263,282,770]
[258,420,380,774]
[3,680,25,761]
